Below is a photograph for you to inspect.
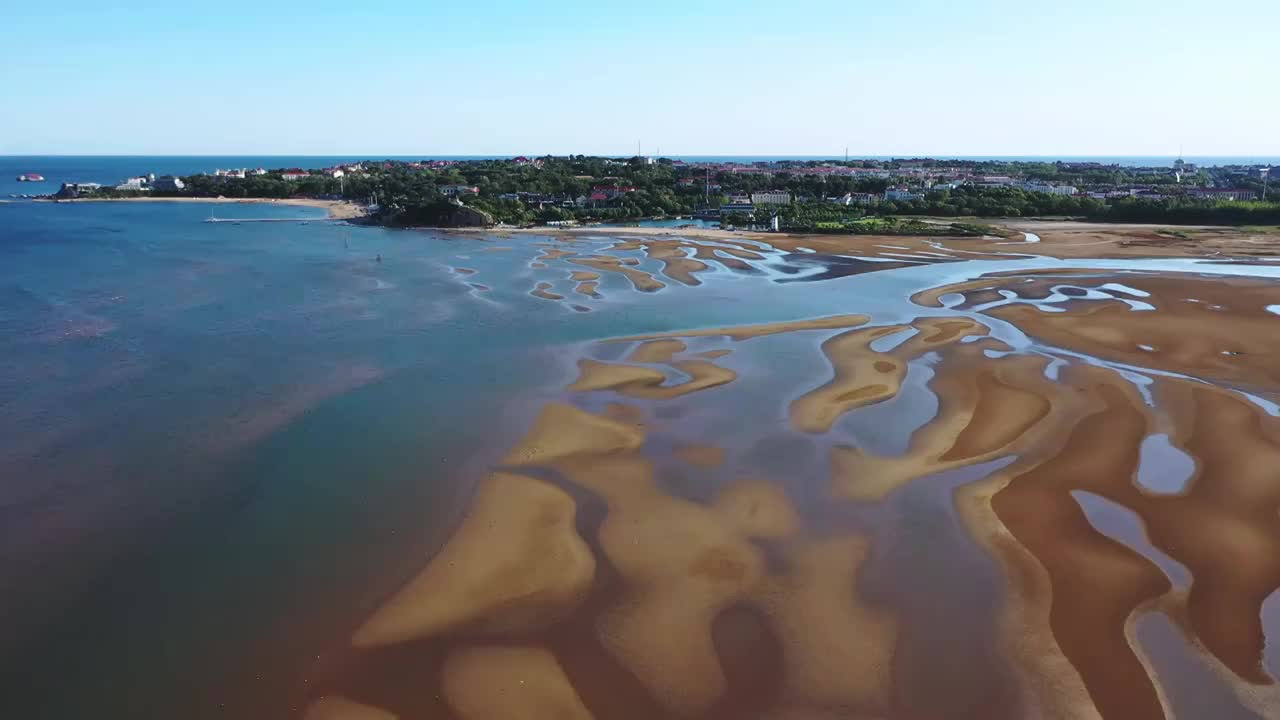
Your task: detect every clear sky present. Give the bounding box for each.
[2,0,1276,156]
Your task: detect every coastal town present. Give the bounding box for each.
[20,155,1276,229]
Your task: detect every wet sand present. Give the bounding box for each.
[296,224,1280,720]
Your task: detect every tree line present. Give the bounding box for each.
[82,156,1276,227]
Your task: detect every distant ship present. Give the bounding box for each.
[16,173,45,182]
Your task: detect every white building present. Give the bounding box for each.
[1017,182,1078,196]
[1190,189,1257,202]
[152,176,185,192]
[751,190,792,205]
[884,188,925,202]
[58,182,102,197]
[115,176,151,191]
[439,185,479,197]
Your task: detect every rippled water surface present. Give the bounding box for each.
[4,203,1280,719]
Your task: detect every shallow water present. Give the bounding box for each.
[4,203,1280,719]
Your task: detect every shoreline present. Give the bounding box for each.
[36,196,366,219]
[24,199,1280,260]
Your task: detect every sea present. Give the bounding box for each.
[5,156,1280,719]
[3,155,1277,199]
[3,185,881,718]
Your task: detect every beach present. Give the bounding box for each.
[38,195,367,219]
[464,220,1280,261]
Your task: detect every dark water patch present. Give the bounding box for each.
[1136,613,1264,720]
[772,253,931,283]
[857,459,1023,720]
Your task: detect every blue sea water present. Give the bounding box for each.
[1,197,932,718]
[7,194,1280,718]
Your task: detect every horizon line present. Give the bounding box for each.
[4,153,1278,159]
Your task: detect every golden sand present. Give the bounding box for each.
[352,472,595,647]
[537,248,578,261]
[51,195,367,219]
[567,359,668,393]
[754,536,896,713]
[595,490,766,715]
[501,402,645,466]
[712,479,799,539]
[789,325,910,433]
[626,360,736,400]
[569,256,665,293]
[566,358,737,400]
[530,281,565,301]
[644,241,710,286]
[320,238,1280,720]
[610,314,869,343]
[442,645,594,720]
[673,443,725,468]
[626,339,686,364]
[453,220,1280,264]
[829,348,1055,502]
[690,245,755,270]
[601,401,648,428]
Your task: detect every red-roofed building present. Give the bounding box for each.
[281,169,310,180]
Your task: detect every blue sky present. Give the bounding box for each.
[2,0,1276,155]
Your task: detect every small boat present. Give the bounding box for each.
[16,173,45,182]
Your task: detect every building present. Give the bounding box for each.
[152,176,185,192]
[215,168,247,179]
[718,202,755,216]
[325,168,345,178]
[884,188,925,202]
[751,190,792,205]
[280,169,310,181]
[1016,182,1078,196]
[438,185,480,197]
[115,176,151,191]
[592,185,637,200]
[1190,189,1258,202]
[57,182,102,197]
